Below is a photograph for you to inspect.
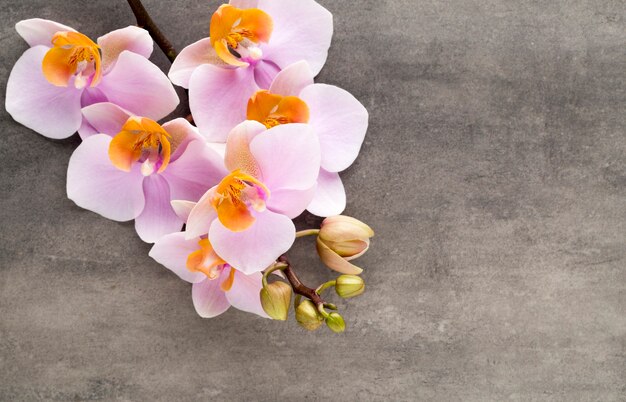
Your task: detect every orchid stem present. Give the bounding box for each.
[126,0,177,63]
[316,280,336,295]
[262,262,288,288]
[295,229,320,238]
[279,255,324,308]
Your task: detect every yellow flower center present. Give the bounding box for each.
[108,117,172,175]
[186,238,236,291]
[42,31,102,89]
[247,90,310,129]
[210,4,273,67]
[211,170,270,232]
[187,238,224,279]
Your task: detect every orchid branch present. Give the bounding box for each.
[278,255,325,307]
[127,0,177,63]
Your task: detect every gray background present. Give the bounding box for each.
[1,0,624,400]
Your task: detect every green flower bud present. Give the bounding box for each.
[260,281,292,321]
[335,274,365,299]
[325,312,346,333]
[295,300,324,331]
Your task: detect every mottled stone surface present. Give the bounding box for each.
[1,0,624,400]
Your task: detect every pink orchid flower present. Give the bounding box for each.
[212,60,369,217]
[184,120,321,274]
[168,0,333,142]
[5,19,179,139]
[66,102,226,243]
[149,230,268,318]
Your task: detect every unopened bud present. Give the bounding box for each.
[316,216,373,275]
[325,312,346,333]
[295,300,324,331]
[260,281,292,321]
[319,216,374,246]
[335,275,365,299]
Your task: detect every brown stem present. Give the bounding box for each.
[127,0,177,63]
[278,255,324,306]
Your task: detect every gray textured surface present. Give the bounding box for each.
[1,0,625,400]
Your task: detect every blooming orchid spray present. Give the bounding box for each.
[5,0,374,333]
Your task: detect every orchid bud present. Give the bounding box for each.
[325,312,346,333]
[260,281,292,321]
[319,215,374,245]
[316,216,374,275]
[335,275,365,299]
[295,300,324,331]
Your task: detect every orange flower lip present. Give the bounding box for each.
[211,170,270,232]
[186,238,238,291]
[247,90,310,128]
[108,116,172,175]
[210,4,273,67]
[187,238,226,279]
[42,31,102,88]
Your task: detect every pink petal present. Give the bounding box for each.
[80,102,132,138]
[189,64,258,142]
[206,142,226,159]
[250,123,320,190]
[267,185,317,219]
[258,0,333,75]
[135,174,183,243]
[224,120,266,174]
[6,46,83,139]
[168,37,223,88]
[192,278,230,318]
[162,140,227,203]
[80,87,108,108]
[78,119,98,140]
[97,26,153,73]
[171,200,196,223]
[209,210,295,274]
[269,60,314,96]
[185,188,218,239]
[66,134,145,221]
[253,59,280,89]
[299,84,369,172]
[161,118,206,162]
[225,270,269,318]
[229,0,259,7]
[149,232,207,283]
[98,51,179,121]
[306,169,346,217]
[15,18,75,47]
